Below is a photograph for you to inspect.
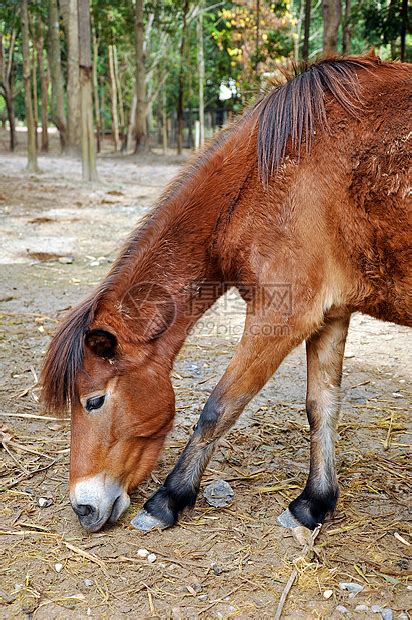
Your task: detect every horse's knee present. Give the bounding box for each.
[288,483,339,529]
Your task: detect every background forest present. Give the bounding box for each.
[0,0,410,178]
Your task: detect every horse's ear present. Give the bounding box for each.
[366,47,377,58]
[85,329,117,358]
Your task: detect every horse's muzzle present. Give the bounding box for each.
[70,473,130,532]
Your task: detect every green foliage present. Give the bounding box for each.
[0,0,410,143]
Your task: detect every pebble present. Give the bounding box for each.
[84,579,94,587]
[198,594,208,602]
[323,589,333,599]
[355,604,369,612]
[336,605,349,614]
[38,497,53,508]
[58,256,74,264]
[147,553,157,563]
[211,562,224,576]
[54,563,63,573]
[381,610,393,620]
[203,479,234,508]
[339,581,364,597]
[137,548,149,559]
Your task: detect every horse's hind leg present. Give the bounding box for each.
[288,312,350,529]
[132,313,304,530]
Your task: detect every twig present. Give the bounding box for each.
[383,411,394,451]
[0,411,69,421]
[274,524,322,620]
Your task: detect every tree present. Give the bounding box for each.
[21,0,39,172]
[342,0,351,53]
[134,0,147,153]
[302,0,312,61]
[322,0,342,53]
[108,43,120,150]
[177,0,189,155]
[0,27,17,151]
[48,0,66,150]
[197,4,205,147]
[78,0,97,181]
[36,16,49,152]
[61,0,81,152]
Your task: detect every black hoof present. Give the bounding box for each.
[289,486,338,530]
[142,483,198,529]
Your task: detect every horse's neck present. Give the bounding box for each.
[109,120,256,348]
[101,124,255,355]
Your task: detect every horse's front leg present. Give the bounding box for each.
[132,317,301,530]
[288,312,351,529]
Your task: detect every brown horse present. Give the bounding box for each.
[41,54,411,534]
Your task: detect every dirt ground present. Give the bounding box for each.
[0,139,411,619]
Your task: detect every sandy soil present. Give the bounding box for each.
[0,144,411,619]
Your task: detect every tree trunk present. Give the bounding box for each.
[162,85,168,154]
[48,0,66,150]
[113,45,125,145]
[37,18,49,152]
[126,90,137,153]
[294,0,304,61]
[61,0,81,152]
[0,30,18,151]
[134,0,147,153]
[197,8,205,147]
[177,0,189,155]
[342,0,351,54]
[302,0,312,61]
[255,0,260,71]
[108,44,120,151]
[400,0,407,62]
[92,27,102,153]
[78,0,97,181]
[31,43,39,150]
[21,0,39,172]
[322,0,341,54]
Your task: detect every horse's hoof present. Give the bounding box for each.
[277,509,317,546]
[278,507,302,529]
[130,508,170,532]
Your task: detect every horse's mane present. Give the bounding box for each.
[256,55,383,183]
[40,54,387,414]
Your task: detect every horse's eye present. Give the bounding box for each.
[85,395,106,412]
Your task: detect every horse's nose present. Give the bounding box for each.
[72,503,94,518]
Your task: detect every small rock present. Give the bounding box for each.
[372,606,383,614]
[339,581,364,597]
[84,579,94,587]
[323,589,333,599]
[198,594,208,602]
[38,497,53,508]
[392,392,403,398]
[147,553,157,563]
[381,610,393,620]
[89,260,100,267]
[355,604,369,612]
[54,563,63,573]
[397,613,408,620]
[203,479,234,508]
[137,548,149,559]
[211,562,224,576]
[336,605,349,615]
[58,256,74,264]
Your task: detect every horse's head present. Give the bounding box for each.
[68,326,175,532]
[41,285,179,532]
